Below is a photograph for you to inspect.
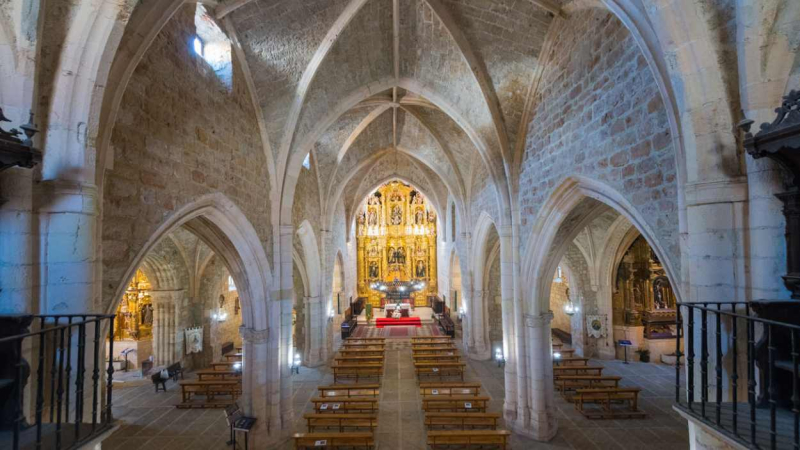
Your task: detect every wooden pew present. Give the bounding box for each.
[424,412,502,430]
[412,343,457,349]
[303,413,378,432]
[411,337,452,343]
[332,363,383,383]
[195,369,241,381]
[421,395,489,412]
[427,430,511,449]
[334,356,385,364]
[177,380,241,408]
[224,353,243,361]
[338,349,385,358]
[342,342,385,350]
[318,384,380,398]
[412,348,459,357]
[420,383,481,397]
[293,432,374,449]
[346,337,385,343]
[574,388,646,419]
[415,362,466,381]
[552,343,563,350]
[553,348,575,357]
[553,357,590,367]
[310,397,379,414]
[413,354,461,363]
[553,366,603,378]
[210,362,236,371]
[554,376,622,394]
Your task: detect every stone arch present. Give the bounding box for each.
[296,219,328,366]
[468,211,498,360]
[296,220,321,299]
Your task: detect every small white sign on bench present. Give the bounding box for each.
[332,403,341,410]
[431,389,439,395]
[314,440,327,446]
[320,404,329,410]
[464,402,472,409]
[432,368,439,372]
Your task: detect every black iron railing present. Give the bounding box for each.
[675,302,800,449]
[0,314,116,450]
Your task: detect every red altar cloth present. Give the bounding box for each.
[375,317,421,328]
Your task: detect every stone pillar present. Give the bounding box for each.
[468,290,490,360]
[303,296,326,367]
[513,312,557,441]
[499,224,517,419]
[0,168,35,314]
[239,325,279,446]
[36,180,98,313]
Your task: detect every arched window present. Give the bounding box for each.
[227,275,237,292]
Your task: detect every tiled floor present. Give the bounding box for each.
[103,337,689,449]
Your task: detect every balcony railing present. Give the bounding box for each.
[675,302,800,449]
[0,314,116,450]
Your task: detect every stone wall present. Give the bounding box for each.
[549,275,571,334]
[518,9,679,271]
[101,4,271,312]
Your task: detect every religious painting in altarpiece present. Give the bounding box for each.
[356,181,437,308]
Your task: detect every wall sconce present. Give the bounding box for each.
[495,348,505,368]
[457,306,466,321]
[328,308,335,322]
[553,351,562,360]
[291,353,301,375]
[554,266,563,283]
[232,361,242,373]
[212,310,228,322]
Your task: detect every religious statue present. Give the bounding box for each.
[397,247,406,265]
[357,212,366,224]
[388,246,397,264]
[367,208,378,225]
[368,193,381,205]
[416,260,426,277]
[369,261,379,279]
[218,294,225,309]
[411,191,423,204]
[368,245,378,257]
[415,209,425,224]
[428,211,436,222]
[140,303,153,325]
[391,205,403,225]
[235,297,240,315]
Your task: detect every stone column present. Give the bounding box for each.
[468,290,490,360]
[499,224,518,419]
[514,312,557,441]
[239,325,279,446]
[303,296,326,366]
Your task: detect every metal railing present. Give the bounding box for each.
[0,314,116,450]
[675,302,800,449]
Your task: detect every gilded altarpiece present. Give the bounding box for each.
[114,269,154,341]
[356,182,437,307]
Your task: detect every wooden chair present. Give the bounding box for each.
[310,397,379,414]
[427,430,511,449]
[553,357,590,367]
[293,432,374,449]
[332,363,383,383]
[419,383,481,397]
[573,388,646,419]
[415,362,466,381]
[424,412,501,430]
[177,380,241,408]
[318,384,380,398]
[421,395,489,412]
[303,413,378,432]
[553,366,603,378]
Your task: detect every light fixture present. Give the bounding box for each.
[553,352,562,359]
[554,266,563,283]
[232,361,242,372]
[564,300,579,316]
[212,310,228,322]
[291,352,301,374]
[495,348,505,368]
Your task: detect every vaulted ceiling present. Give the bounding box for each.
[218,0,562,209]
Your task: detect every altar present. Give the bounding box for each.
[384,303,411,318]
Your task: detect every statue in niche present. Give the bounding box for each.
[367,245,378,257]
[141,304,153,326]
[411,191,423,205]
[369,261,379,279]
[219,294,226,309]
[357,212,366,224]
[428,211,436,223]
[368,193,382,205]
[235,297,240,315]
[391,205,403,225]
[367,208,378,225]
[397,247,406,265]
[415,209,425,224]
[416,260,426,278]
[388,246,397,264]
[652,276,673,309]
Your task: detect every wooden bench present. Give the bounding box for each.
[338,349,385,357]
[412,348,459,357]
[303,413,378,432]
[342,342,385,350]
[211,362,236,371]
[413,354,461,363]
[574,388,646,419]
[293,432,374,449]
[310,397,379,414]
[411,337,452,343]
[421,395,489,412]
[346,337,385,343]
[415,362,466,381]
[333,363,383,383]
[412,343,457,350]
[553,357,589,367]
[555,376,622,395]
[318,384,380,398]
[420,383,481,397]
[334,356,385,364]
[427,430,511,449]
[553,366,603,378]
[553,348,575,357]
[196,369,241,381]
[425,412,501,429]
[224,353,243,361]
[177,380,241,408]
[552,343,563,350]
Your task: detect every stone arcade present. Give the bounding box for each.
[1,1,799,449]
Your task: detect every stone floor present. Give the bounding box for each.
[102,337,690,449]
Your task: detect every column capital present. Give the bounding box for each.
[35,180,98,214]
[240,326,269,344]
[524,312,553,328]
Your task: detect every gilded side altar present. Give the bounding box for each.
[356,181,437,308]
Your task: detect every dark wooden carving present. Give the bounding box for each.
[0,108,41,173]
[741,90,800,298]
